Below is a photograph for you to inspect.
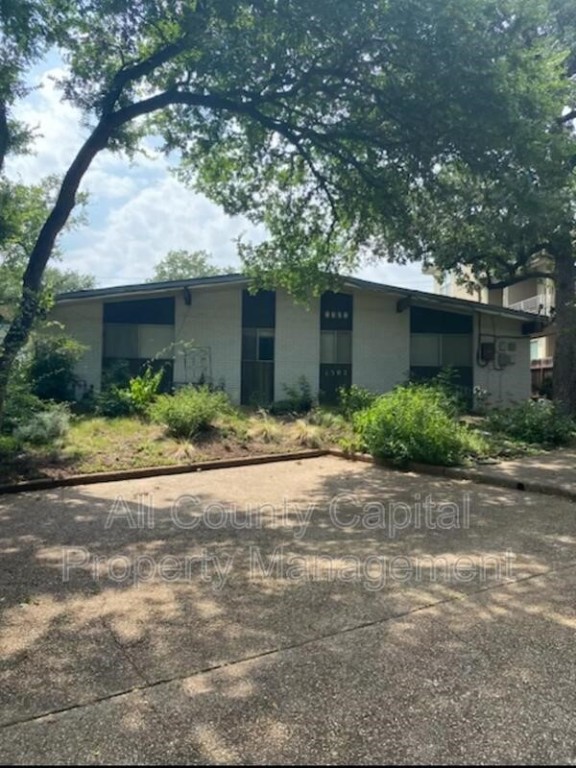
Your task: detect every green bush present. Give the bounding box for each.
[1,357,48,433]
[73,386,97,415]
[95,386,134,417]
[354,384,484,466]
[28,335,85,402]
[337,385,377,417]
[282,376,314,413]
[125,366,163,416]
[268,399,295,416]
[0,435,21,458]
[486,400,574,446]
[95,367,164,418]
[307,408,346,430]
[14,403,71,445]
[150,385,233,438]
[101,360,132,390]
[2,386,46,434]
[410,368,469,416]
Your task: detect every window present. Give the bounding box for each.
[103,297,174,324]
[442,335,472,367]
[410,334,441,367]
[258,330,274,362]
[242,328,275,362]
[103,323,174,359]
[321,331,352,364]
[410,334,471,367]
[103,324,139,358]
[242,290,275,328]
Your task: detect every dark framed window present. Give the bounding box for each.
[410,306,473,335]
[103,297,175,325]
[242,328,275,362]
[241,291,276,405]
[320,331,352,364]
[242,290,276,328]
[320,292,353,330]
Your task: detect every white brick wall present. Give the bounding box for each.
[49,300,103,392]
[352,290,410,393]
[473,313,531,407]
[274,291,320,400]
[49,287,531,409]
[174,285,242,403]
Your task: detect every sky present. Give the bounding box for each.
[6,56,433,292]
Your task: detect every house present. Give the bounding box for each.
[50,274,540,408]
[425,265,555,393]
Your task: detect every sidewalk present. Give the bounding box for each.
[414,448,576,500]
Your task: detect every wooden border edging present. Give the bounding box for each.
[0,450,328,495]
[2,446,574,502]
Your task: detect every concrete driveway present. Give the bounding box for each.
[1,455,576,764]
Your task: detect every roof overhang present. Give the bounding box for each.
[341,276,548,324]
[55,274,249,304]
[55,272,548,327]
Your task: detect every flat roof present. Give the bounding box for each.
[56,272,545,323]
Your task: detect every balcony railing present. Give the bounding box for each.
[531,357,554,369]
[507,294,551,315]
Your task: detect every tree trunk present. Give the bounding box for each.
[0,100,9,172]
[0,122,112,427]
[553,251,576,415]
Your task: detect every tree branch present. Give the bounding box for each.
[559,108,576,124]
[113,87,386,218]
[100,37,194,116]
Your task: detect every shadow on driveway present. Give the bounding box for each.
[1,456,575,763]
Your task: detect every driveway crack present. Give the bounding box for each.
[3,560,576,732]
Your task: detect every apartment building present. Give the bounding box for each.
[428,268,554,393]
[50,273,537,408]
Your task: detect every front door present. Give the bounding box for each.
[241,290,276,406]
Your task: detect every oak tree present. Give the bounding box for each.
[0,0,571,416]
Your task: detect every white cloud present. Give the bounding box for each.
[355,261,433,291]
[63,175,265,284]
[5,63,433,293]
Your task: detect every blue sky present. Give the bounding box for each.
[6,55,433,291]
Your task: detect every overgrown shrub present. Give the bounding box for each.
[268,399,294,416]
[101,360,132,390]
[0,435,21,458]
[337,385,377,417]
[150,385,233,438]
[95,386,133,417]
[73,386,97,414]
[486,400,574,446]
[96,367,164,417]
[354,384,485,466]
[1,358,47,433]
[28,335,85,402]
[2,386,45,434]
[283,376,314,413]
[248,412,282,443]
[307,408,346,430]
[125,367,163,416]
[420,367,469,416]
[291,418,323,448]
[14,403,71,445]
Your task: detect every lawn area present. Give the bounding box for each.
[0,410,349,483]
[1,381,572,485]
